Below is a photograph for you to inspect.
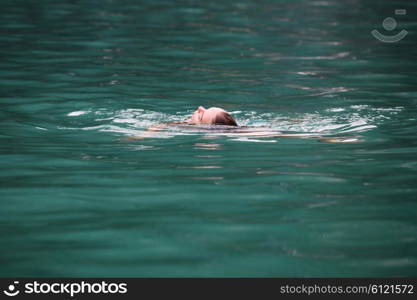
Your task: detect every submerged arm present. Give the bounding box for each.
[226,131,358,143]
[226,131,322,138]
[125,122,186,140]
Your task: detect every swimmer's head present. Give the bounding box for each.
[187,106,238,126]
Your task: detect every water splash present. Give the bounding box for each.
[63,104,403,139]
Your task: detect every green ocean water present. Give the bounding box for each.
[1,0,416,277]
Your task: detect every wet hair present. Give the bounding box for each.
[214,111,238,126]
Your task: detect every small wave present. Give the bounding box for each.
[62,104,403,139]
[67,110,90,117]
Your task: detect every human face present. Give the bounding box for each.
[188,106,226,124]
[188,106,206,123]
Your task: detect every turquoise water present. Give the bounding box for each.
[1,0,417,277]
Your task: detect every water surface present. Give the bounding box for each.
[1,0,417,277]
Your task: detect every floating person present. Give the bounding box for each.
[128,106,239,140]
[127,106,359,143]
[187,106,238,126]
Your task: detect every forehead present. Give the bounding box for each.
[206,107,224,114]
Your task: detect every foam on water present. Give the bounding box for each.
[64,104,403,140]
